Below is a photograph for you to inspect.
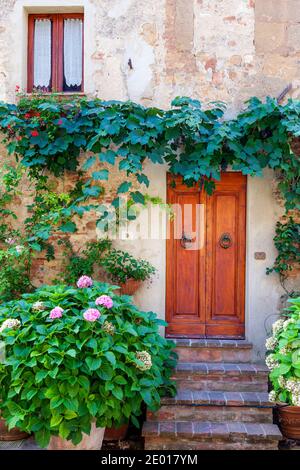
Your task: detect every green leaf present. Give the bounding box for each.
[64,410,78,420]
[50,414,63,428]
[85,356,102,371]
[112,386,123,400]
[59,421,71,439]
[82,156,96,171]
[117,181,132,194]
[130,191,145,204]
[59,221,77,233]
[66,349,77,358]
[78,375,90,391]
[35,428,51,448]
[36,370,48,383]
[92,170,109,181]
[104,351,116,367]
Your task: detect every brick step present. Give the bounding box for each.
[148,390,273,423]
[173,362,268,391]
[171,339,252,363]
[143,421,281,450]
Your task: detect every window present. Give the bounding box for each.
[28,13,84,93]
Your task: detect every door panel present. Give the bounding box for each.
[166,172,246,339]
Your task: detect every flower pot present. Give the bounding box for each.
[0,417,30,441]
[104,423,129,441]
[278,405,300,440]
[47,423,105,450]
[119,279,141,296]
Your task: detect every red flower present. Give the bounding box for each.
[16,136,22,141]
[7,124,11,129]
[15,85,20,92]
[57,119,63,125]
[31,130,39,137]
[24,113,31,119]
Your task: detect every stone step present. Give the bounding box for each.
[171,339,253,363]
[143,420,281,450]
[173,362,268,391]
[148,390,274,423]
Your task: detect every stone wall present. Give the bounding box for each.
[0,0,299,358]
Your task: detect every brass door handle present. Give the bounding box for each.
[219,232,232,249]
[180,232,194,249]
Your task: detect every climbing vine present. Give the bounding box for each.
[0,92,299,290]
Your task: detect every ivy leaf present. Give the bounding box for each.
[130,191,145,204]
[99,150,116,165]
[117,181,132,194]
[59,221,77,233]
[137,173,150,187]
[92,170,109,181]
[82,156,96,171]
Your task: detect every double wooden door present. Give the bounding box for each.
[166,172,246,338]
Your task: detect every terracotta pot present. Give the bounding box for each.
[119,279,141,296]
[47,423,105,450]
[0,417,30,441]
[278,405,300,440]
[104,423,129,441]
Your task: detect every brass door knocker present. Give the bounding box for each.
[180,232,194,249]
[219,232,232,249]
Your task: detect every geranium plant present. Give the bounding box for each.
[100,249,156,284]
[0,278,176,448]
[266,297,300,405]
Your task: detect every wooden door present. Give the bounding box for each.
[166,172,246,339]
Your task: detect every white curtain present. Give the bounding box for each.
[34,19,51,89]
[64,19,83,87]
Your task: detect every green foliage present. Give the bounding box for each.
[267,298,300,405]
[100,249,156,284]
[61,239,112,284]
[0,244,32,302]
[0,282,177,447]
[267,218,300,278]
[0,93,299,285]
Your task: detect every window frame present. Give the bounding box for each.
[27,13,84,93]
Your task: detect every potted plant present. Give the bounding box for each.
[266,297,300,440]
[100,249,156,295]
[0,277,176,449]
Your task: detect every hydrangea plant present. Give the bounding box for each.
[0,279,177,447]
[266,297,300,406]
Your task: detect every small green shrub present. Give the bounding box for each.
[266,297,300,406]
[0,280,176,447]
[100,249,156,284]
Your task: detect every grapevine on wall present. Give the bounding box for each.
[0,93,299,295]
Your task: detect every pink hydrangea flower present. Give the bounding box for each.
[83,308,101,322]
[49,306,64,319]
[95,295,114,309]
[77,275,93,288]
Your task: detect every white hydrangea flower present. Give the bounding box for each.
[265,336,278,351]
[286,379,300,394]
[279,345,290,355]
[268,390,277,402]
[0,318,21,333]
[266,354,279,370]
[32,301,45,312]
[292,393,300,407]
[278,376,286,388]
[15,245,24,254]
[272,319,285,335]
[283,318,296,330]
[135,351,152,371]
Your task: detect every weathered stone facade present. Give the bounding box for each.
[0,0,299,359]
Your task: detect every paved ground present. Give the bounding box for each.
[0,436,299,450]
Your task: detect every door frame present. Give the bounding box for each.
[165,172,247,339]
